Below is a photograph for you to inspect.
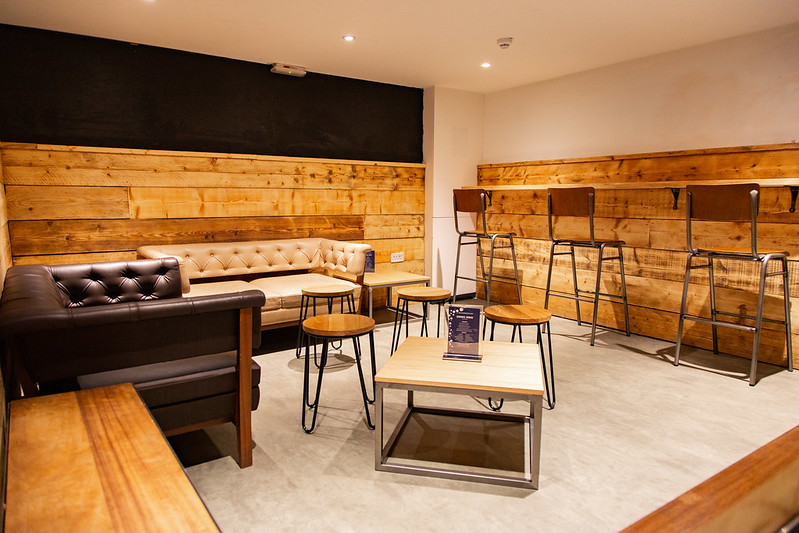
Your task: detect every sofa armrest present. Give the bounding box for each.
[319,239,372,278]
[136,248,192,293]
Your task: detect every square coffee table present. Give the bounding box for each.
[374,336,544,489]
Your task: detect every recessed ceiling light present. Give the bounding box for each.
[343,35,355,42]
[481,62,491,69]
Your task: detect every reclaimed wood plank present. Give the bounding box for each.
[8,216,366,256]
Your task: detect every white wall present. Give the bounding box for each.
[423,23,799,298]
[482,23,799,163]
[423,86,484,296]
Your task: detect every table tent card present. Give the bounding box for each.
[364,250,375,273]
[443,304,482,361]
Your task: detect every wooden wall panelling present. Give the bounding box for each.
[0,153,11,293]
[478,143,799,185]
[0,144,425,304]
[478,142,799,366]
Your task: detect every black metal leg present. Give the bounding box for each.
[570,245,581,326]
[708,256,719,354]
[295,295,311,359]
[368,331,376,404]
[420,302,429,337]
[391,298,409,354]
[487,318,503,411]
[352,335,375,429]
[590,244,604,346]
[302,337,328,434]
[538,323,556,409]
[781,257,793,373]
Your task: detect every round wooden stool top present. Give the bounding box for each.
[301,284,355,298]
[302,313,375,338]
[484,304,551,325]
[396,286,451,302]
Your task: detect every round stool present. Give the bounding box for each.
[295,284,356,359]
[484,304,555,410]
[301,313,376,433]
[391,286,452,353]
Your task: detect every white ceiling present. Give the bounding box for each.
[3,0,799,94]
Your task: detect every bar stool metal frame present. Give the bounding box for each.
[544,187,630,346]
[295,285,356,360]
[301,313,376,433]
[390,286,452,353]
[674,183,793,386]
[452,189,522,308]
[484,304,556,410]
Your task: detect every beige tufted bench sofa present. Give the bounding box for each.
[138,238,371,329]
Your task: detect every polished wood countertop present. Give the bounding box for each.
[5,383,219,532]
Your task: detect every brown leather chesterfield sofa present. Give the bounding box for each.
[0,257,266,467]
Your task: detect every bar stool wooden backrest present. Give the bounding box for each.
[547,187,597,244]
[453,188,489,237]
[685,183,760,257]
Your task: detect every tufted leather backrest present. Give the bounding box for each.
[138,238,371,283]
[47,258,183,308]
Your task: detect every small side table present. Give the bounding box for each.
[484,304,555,410]
[301,313,376,433]
[391,286,452,353]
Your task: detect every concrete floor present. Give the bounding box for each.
[179,307,799,532]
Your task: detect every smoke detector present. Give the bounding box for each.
[497,37,513,49]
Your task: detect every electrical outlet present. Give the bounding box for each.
[390,252,404,263]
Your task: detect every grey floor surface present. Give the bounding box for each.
[179,306,799,532]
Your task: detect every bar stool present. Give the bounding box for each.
[484,304,556,410]
[544,187,630,346]
[674,183,792,386]
[390,286,452,353]
[301,313,376,433]
[452,189,522,308]
[295,284,356,359]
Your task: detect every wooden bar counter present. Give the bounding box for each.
[5,383,219,532]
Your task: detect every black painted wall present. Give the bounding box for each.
[0,24,423,163]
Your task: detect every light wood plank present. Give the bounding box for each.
[128,187,423,219]
[622,424,799,533]
[6,384,219,532]
[8,216,366,255]
[6,185,129,220]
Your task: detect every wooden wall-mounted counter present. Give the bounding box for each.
[476,143,799,367]
[622,423,799,533]
[0,143,426,309]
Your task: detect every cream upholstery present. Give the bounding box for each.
[138,238,371,328]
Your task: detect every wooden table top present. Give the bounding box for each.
[363,271,430,287]
[375,336,544,396]
[5,383,219,532]
[301,284,355,297]
[302,313,375,337]
[396,286,452,302]
[484,304,552,325]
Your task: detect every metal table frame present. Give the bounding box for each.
[375,384,543,489]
